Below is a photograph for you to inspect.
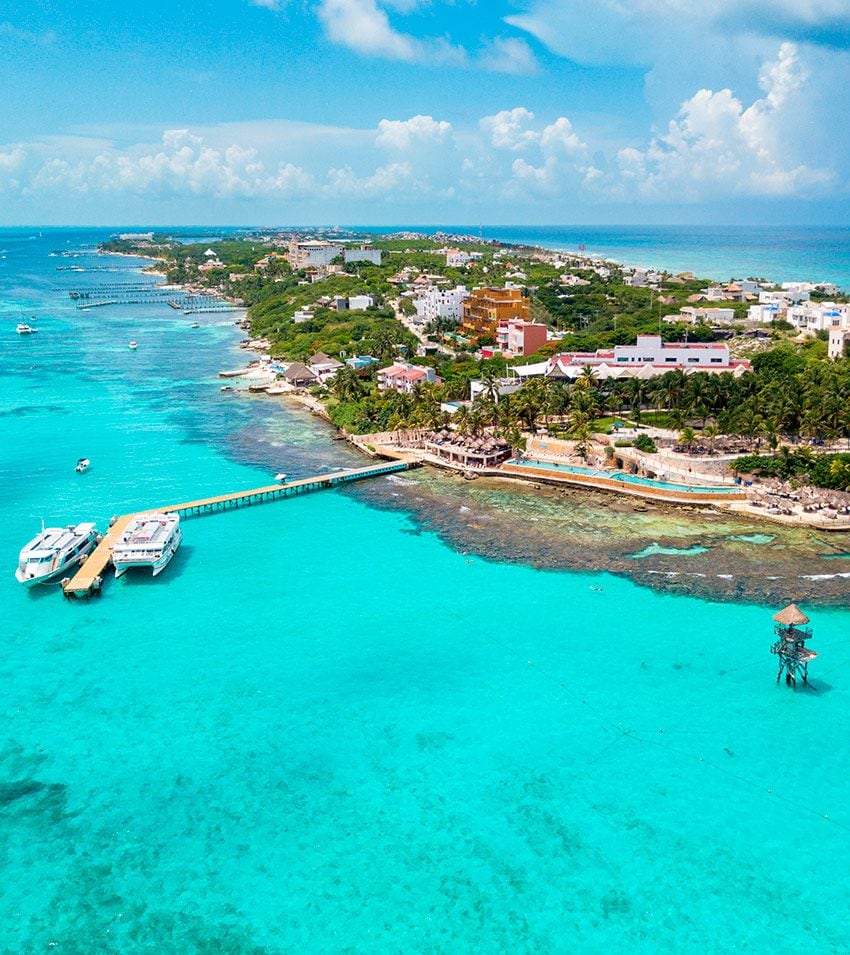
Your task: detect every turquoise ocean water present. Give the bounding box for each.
[2,229,850,952]
[358,224,850,290]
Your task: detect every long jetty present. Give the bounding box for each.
[63,459,418,599]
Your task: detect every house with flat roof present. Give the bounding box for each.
[496,319,548,357]
[511,335,750,381]
[460,286,531,339]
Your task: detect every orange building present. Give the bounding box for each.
[460,286,531,340]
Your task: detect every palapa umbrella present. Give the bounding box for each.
[773,603,810,626]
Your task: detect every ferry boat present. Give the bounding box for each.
[113,513,182,579]
[16,323,37,334]
[16,522,99,586]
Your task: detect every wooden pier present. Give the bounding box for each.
[62,459,417,598]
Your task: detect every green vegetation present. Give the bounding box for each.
[731,449,850,490]
[99,234,850,470]
[633,433,658,453]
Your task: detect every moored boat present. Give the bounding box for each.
[16,323,37,334]
[75,457,90,473]
[128,341,138,349]
[16,522,99,586]
[113,513,182,579]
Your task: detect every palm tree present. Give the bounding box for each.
[479,363,501,402]
[331,365,364,402]
[679,426,697,451]
[702,423,720,453]
[451,404,469,434]
[506,427,526,461]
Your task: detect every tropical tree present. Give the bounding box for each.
[679,426,697,451]
[331,366,365,402]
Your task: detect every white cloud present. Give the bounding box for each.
[316,0,432,61]
[314,0,534,71]
[477,37,538,75]
[507,0,850,68]
[480,108,540,150]
[375,115,452,149]
[325,161,415,198]
[0,50,841,215]
[608,43,833,199]
[540,117,584,155]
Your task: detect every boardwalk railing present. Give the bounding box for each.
[62,459,418,598]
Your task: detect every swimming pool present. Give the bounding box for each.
[519,459,743,496]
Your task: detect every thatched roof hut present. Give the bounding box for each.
[773,603,810,626]
[283,361,318,385]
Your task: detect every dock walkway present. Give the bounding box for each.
[63,459,417,598]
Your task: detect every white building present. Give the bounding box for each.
[747,303,787,324]
[293,308,314,324]
[288,240,343,269]
[760,289,810,306]
[511,334,749,382]
[624,269,662,288]
[308,352,344,382]
[679,307,737,325]
[413,285,469,324]
[348,295,374,311]
[828,328,850,359]
[733,279,763,295]
[613,335,731,367]
[446,249,472,267]
[787,301,850,334]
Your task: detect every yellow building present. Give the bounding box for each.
[461,286,531,339]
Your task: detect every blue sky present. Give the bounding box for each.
[1,0,849,225]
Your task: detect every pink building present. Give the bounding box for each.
[496,320,548,357]
[377,362,439,394]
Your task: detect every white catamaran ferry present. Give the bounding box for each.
[16,522,99,586]
[112,513,182,579]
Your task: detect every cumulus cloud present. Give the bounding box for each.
[480,108,540,151]
[0,49,841,214]
[608,43,833,199]
[375,115,452,150]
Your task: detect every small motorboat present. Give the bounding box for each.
[190,322,201,328]
[75,458,90,473]
[16,323,37,335]
[275,472,288,483]
[128,341,138,350]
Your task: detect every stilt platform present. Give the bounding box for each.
[62,459,417,598]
